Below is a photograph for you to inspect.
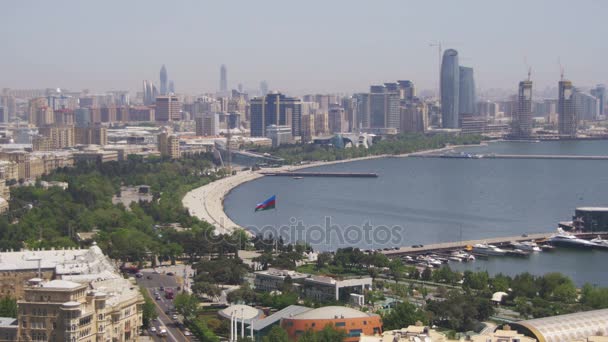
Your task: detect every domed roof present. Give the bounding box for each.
[218,304,262,321]
[291,306,372,320]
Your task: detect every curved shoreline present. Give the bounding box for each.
[182,144,478,235]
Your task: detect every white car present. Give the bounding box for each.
[150,326,157,333]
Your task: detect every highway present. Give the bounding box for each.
[137,271,194,342]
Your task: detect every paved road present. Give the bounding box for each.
[137,272,195,342]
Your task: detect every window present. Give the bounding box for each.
[348,329,363,337]
[335,322,346,327]
[295,330,304,336]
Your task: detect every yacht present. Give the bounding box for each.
[548,229,597,248]
[511,241,542,252]
[590,236,608,249]
[472,243,507,256]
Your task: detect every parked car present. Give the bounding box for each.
[166,272,175,276]
[150,326,157,333]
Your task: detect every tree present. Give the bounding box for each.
[316,252,332,270]
[174,293,200,322]
[139,289,157,328]
[463,271,489,290]
[389,259,406,283]
[382,302,428,330]
[581,284,608,309]
[262,325,290,342]
[192,282,222,301]
[0,296,16,318]
[421,267,433,281]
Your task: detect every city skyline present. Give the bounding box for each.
[1,0,607,95]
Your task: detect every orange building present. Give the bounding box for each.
[281,306,382,341]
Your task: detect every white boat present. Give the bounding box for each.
[472,243,507,256]
[548,229,597,248]
[448,256,463,262]
[590,236,608,249]
[512,241,542,252]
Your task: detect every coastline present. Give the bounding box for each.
[182,143,484,236]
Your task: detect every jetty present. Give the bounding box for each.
[260,172,378,178]
[381,231,608,257]
[412,153,608,161]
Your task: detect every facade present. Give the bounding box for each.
[397,80,415,101]
[160,65,168,96]
[513,80,533,138]
[74,108,91,127]
[195,114,219,136]
[458,66,476,115]
[369,85,400,129]
[470,325,535,342]
[572,207,608,232]
[155,96,181,122]
[441,49,460,128]
[17,275,143,342]
[266,125,293,147]
[281,306,381,342]
[328,105,346,133]
[301,114,315,141]
[38,126,75,149]
[573,91,599,121]
[400,101,428,133]
[100,106,117,123]
[74,126,108,146]
[128,106,155,122]
[220,64,228,94]
[360,323,449,342]
[477,101,498,118]
[250,93,302,137]
[558,80,576,137]
[590,84,605,116]
[314,113,329,136]
[158,131,180,159]
[354,93,370,129]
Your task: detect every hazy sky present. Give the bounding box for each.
[1,0,607,96]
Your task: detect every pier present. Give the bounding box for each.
[260,172,378,178]
[381,232,608,257]
[412,153,608,160]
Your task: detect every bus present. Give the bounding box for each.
[165,288,174,300]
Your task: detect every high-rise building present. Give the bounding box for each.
[590,85,605,116]
[168,80,175,94]
[458,66,476,115]
[250,93,302,137]
[260,80,269,96]
[128,106,155,122]
[100,106,117,122]
[0,107,5,123]
[353,93,370,129]
[558,80,576,137]
[440,49,460,128]
[400,100,428,133]
[75,125,107,146]
[155,96,181,121]
[476,101,498,118]
[220,64,228,94]
[266,124,293,147]
[160,65,168,95]
[513,80,533,138]
[573,91,599,121]
[397,80,415,101]
[315,113,329,135]
[38,126,75,149]
[301,114,315,141]
[328,105,346,133]
[195,113,219,136]
[369,85,400,129]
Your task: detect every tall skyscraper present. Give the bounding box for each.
[160,65,168,95]
[168,81,175,94]
[573,91,599,121]
[400,100,428,133]
[250,92,302,137]
[458,66,476,115]
[558,80,576,137]
[220,64,228,94]
[590,84,605,116]
[440,49,460,128]
[259,81,269,96]
[513,79,533,138]
[369,85,400,129]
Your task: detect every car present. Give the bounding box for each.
[184,330,192,336]
[166,272,175,276]
[150,326,157,333]
[172,314,178,320]
[521,233,529,237]
[157,328,167,337]
[155,295,161,300]
[152,270,160,274]
[146,275,152,279]
[159,286,164,291]
[176,286,181,291]
[411,244,424,248]
[135,272,143,278]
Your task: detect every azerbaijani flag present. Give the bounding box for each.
[255,195,276,212]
